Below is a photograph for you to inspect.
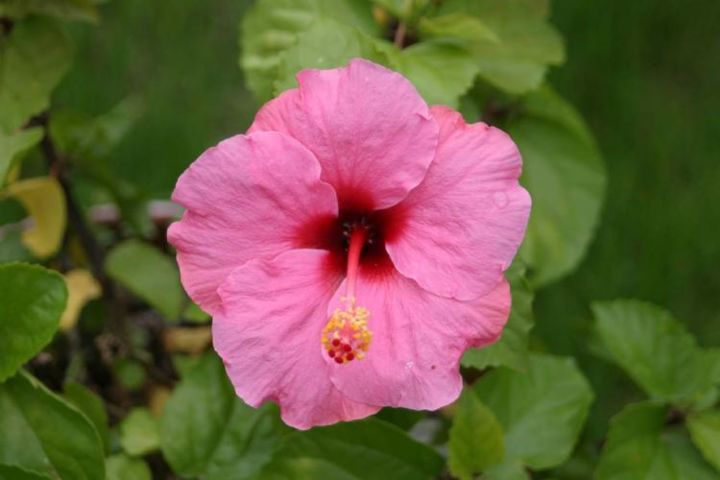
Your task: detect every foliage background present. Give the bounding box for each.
[1,0,719,478]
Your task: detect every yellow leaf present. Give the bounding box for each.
[60,269,102,331]
[162,327,212,355]
[5,176,67,258]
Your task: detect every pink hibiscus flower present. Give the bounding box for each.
[168,59,530,430]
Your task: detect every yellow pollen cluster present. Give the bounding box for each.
[321,299,372,364]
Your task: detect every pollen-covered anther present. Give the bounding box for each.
[321,299,372,365]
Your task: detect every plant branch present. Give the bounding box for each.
[393,21,407,48]
[35,113,107,282]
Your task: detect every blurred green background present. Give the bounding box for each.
[56,0,720,441]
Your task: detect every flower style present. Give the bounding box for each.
[168,59,531,430]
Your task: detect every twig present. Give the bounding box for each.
[35,113,107,282]
[34,112,130,366]
[393,21,407,48]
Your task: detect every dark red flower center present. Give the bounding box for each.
[294,189,406,278]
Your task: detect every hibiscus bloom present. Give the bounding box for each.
[168,59,530,429]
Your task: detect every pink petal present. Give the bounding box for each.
[168,132,338,314]
[213,249,380,430]
[385,106,531,301]
[249,58,438,211]
[326,267,510,410]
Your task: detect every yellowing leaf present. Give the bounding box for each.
[163,327,212,355]
[59,269,101,331]
[4,177,66,258]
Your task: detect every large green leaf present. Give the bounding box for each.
[596,402,719,480]
[274,19,479,109]
[0,127,43,187]
[273,18,389,94]
[448,388,505,479]
[0,0,98,23]
[432,0,564,93]
[0,371,105,479]
[160,354,284,480]
[63,383,110,453]
[462,261,534,371]
[105,239,183,320]
[687,410,720,472]
[119,408,159,456]
[0,17,73,133]
[474,353,593,470]
[392,39,479,107]
[592,299,717,402]
[0,464,48,480]
[509,86,606,286]
[241,0,378,101]
[262,419,444,480]
[0,263,67,381]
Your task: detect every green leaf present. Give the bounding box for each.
[448,388,505,479]
[391,40,479,107]
[0,0,98,23]
[375,408,424,431]
[474,353,594,470]
[371,0,430,22]
[462,261,534,371]
[64,383,110,453]
[113,358,146,391]
[120,408,160,456]
[0,127,43,187]
[106,454,151,480]
[49,98,149,236]
[105,239,183,320]
[182,302,210,324]
[160,354,284,480]
[508,86,606,286]
[0,263,67,381]
[687,410,720,472]
[596,402,719,480]
[262,418,444,480]
[274,18,389,94]
[0,17,73,133]
[484,460,530,480]
[418,13,499,44]
[433,0,564,93]
[0,464,48,480]
[0,371,105,479]
[241,0,379,101]
[49,96,144,163]
[592,299,717,402]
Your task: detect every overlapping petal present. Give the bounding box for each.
[168,132,338,314]
[325,267,511,410]
[213,249,380,429]
[249,58,438,210]
[385,106,531,301]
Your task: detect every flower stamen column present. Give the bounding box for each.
[321,225,373,364]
